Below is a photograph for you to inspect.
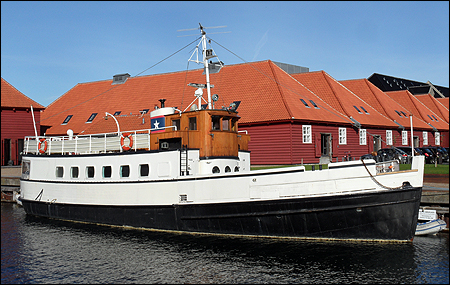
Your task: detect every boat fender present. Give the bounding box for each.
[120,133,133,151]
[38,138,48,154]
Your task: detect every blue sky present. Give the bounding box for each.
[2,1,449,107]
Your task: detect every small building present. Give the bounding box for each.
[1,78,45,166]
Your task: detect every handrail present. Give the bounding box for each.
[24,125,178,155]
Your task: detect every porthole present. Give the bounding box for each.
[225,166,231,172]
[212,166,220,174]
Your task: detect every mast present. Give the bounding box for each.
[199,24,213,110]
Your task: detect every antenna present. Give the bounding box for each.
[177,24,231,37]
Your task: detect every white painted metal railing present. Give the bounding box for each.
[24,126,177,155]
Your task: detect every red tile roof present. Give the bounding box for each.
[340,79,431,130]
[41,60,352,135]
[292,71,398,128]
[437,97,449,109]
[414,94,449,124]
[1,78,45,109]
[385,90,449,131]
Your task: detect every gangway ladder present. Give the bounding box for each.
[180,146,189,176]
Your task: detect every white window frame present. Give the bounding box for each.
[359,129,366,145]
[338,127,347,145]
[302,125,312,144]
[423,131,428,145]
[386,130,393,145]
[402,130,408,145]
[435,132,440,145]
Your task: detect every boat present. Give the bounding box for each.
[415,209,447,236]
[19,24,425,242]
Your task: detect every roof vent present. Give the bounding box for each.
[112,73,130,85]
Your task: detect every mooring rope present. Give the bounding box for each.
[360,159,404,190]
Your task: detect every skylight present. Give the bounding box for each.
[431,115,438,121]
[62,115,73,125]
[394,110,402,117]
[353,106,362,113]
[360,106,369,114]
[113,111,121,116]
[300,99,310,108]
[86,113,98,123]
[309,100,319,109]
[400,111,407,117]
[140,109,150,114]
[427,115,434,121]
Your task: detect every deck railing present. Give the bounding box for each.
[24,126,176,155]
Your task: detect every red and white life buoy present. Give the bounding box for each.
[120,133,133,151]
[38,138,48,154]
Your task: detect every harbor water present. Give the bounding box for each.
[2,203,448,284]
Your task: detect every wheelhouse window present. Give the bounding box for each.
[189,117,197,130]
[56,166,64,178]
[121,165,130,178]
[62,115,73,125]
[71,166,79,178]
[172,119,180,131]
[222,118,230,131]
[212,116,221,130]
[86,113,98,123]
[103,166,112,178]
[140,164,149,177]
[86,166,95,178]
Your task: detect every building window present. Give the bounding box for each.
[435,132,440,146]
[386,130,393,145]
[140,164,149,177]
[86,166,95,178]
[338,128,346,145]
[62,115,73,125]
[103,166,112,178]
[302,125,312,144]
[121,165,130,178]
[402,131,408,145]
[71,166,79,178]
[86,113,98,123]
[359,129,366,145]
[189,117,197,130]
[56,166,64,178]
[423,131,428,145]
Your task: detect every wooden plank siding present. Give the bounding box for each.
[1,109,41,165]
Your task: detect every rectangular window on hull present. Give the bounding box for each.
[56,166,64,178]
[21,160,30,180]
[140,164,149,177]
[121,165,130,177]
[71,166,79,178]
[103,166,112,178]
[86,166,95,178]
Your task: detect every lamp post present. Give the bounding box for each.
[105,112,120,135]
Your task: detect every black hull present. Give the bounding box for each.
[20,187,422,242]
